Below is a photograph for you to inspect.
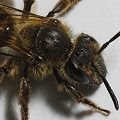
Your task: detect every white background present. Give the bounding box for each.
[0,0,120,120]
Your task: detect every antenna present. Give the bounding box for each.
[92,64,119,110]
[97,31,120,54]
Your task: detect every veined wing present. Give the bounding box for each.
[0,3,50,57]
[0,3,51,25]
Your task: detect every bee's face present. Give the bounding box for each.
[65,34,107,86]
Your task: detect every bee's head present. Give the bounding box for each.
[65,32,120,110]
[65,33,107,86]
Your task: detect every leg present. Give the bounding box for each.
[23,0,35,12]
[53,69,110,115]
[47,0,80,17]
[0,58,13,83]
[0,52,23,81]
[19,64,31,120]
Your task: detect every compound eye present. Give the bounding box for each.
[65,60,93,84]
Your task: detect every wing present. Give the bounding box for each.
[0,3,50,24]
[0,4,51,57]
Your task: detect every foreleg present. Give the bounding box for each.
[53,68,110,115]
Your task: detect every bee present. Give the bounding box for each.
[0,0,119,120]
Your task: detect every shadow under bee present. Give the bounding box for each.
[0,74,100,120]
